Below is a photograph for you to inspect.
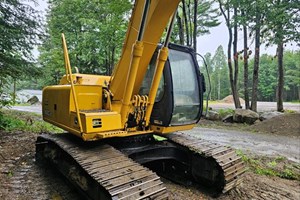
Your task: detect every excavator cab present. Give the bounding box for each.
[140,44,204,128]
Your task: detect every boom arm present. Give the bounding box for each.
[109,0,180,100]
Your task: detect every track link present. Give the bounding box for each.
[36,134,169,200]
[166,132,245,193]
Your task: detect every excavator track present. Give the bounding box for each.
[107,132,245,194]
[166,132,245,193]
[36,134,169,200]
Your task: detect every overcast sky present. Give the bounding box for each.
[33,0,298,58]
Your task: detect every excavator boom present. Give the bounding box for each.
[110,0,180,100]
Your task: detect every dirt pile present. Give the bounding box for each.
[221,95,245,104]
[250,113,300,136]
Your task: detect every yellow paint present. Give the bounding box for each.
[151,124,195,134]
[110,0,180,100]
[145,47,168,126]
[59,74,110,86]
[61,34,83,133]
[120,41,144,126]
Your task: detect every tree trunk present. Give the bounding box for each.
[232,6,241,108]
[176,11,184,45]
[277,42,284,112]
[182,0,190,46]
[242,10,250,109]
[187,0,193,46]
[193,0,198,51]
[251,22,261,112]
[13,79,16,105]
[218,1,240,109]
[218,74,221,100]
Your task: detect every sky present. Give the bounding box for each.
[33,0,298,58]
[196,16,299,57]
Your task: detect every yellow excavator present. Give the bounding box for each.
[36,0,244,199]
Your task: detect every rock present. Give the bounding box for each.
[223,115,234,123]
[259,111,284,121]
[233,109,259,125]
[254,119,261,124]
[27,96,39,105]
[206,110,220,121]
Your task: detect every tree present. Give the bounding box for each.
[284,51,300,101]
[256,54,277,101]
[212,46,228,100]
[39,0,132,85]
[238,0,251,109]
[218,0,241,108]
[264,0,300,111]
[250,0,267,112]
[0,0,42,107]
[173,0,220,49]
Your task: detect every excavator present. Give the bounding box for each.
[36,0,244,199]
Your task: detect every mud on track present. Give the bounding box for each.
[0,131,299,200]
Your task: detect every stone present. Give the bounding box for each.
[223,115,234,123]
[27,96,39,105]
[259,111,284,121]
[233,109,259,125]
[206,110,220,121]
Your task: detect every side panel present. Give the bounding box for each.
[42,85,103,134]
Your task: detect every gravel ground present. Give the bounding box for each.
[186,127,300,163]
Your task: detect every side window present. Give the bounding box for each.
[169,49,200,125]
[139,52,164,102]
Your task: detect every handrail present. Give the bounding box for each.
[61,33,83,133]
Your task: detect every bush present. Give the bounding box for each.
[0,110,63,133]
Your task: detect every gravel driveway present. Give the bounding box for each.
[186,127,300,163]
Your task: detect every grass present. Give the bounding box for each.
[217,108,234,118]
[284,109,297,114]
[236,150,300,181]
[289,100,300,103]
[15,103,32,106]
[0,109,63,133]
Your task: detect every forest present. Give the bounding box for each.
[1,0,299,112]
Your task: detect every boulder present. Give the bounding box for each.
[259,111,284,121]
[223,115,234,123]
[206,110,220,121]
[233,109,259,124]
[27,96,39,105]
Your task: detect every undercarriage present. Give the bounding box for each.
[36,132,244,199]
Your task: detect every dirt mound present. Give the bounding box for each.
[219,172,300,200]
[249,113,300,136]
[221,95,245,104]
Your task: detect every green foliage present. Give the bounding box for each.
[237,150,300,180]
[171,0,220,46]
[38,0,132,86]
[218,108,234,118]
[246,51,300,102]
[200,46,232,100]
[0,110,63,133]
[0,0,42,107]
[264,0,300,47]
